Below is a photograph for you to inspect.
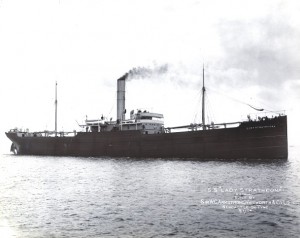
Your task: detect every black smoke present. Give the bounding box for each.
[127,64,168,80]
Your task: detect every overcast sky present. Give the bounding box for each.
[0,0,299,152]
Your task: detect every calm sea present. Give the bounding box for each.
[1,146,300,238]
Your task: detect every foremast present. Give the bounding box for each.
[55,81,58,137]
[202,65,206,130]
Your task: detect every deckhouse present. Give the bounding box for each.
[85,109,164,134]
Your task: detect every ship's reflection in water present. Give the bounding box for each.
[0,146,299,238]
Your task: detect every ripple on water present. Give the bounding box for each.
[0,147,300,237]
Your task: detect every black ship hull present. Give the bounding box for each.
[6,116,288,160]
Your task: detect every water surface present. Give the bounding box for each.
[1,146,300,237]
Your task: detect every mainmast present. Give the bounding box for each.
[202,65,206,130]
[55,81,58,137]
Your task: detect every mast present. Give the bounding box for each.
[55,81,57,137]
[202,65,206,130]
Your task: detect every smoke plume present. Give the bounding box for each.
[126,64,168,80]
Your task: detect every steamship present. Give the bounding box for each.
[6,69,288,160]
